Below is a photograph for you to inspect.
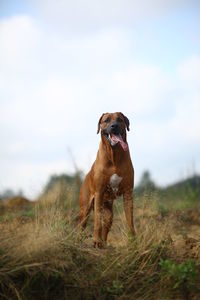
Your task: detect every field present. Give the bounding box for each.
[0,180,200,300]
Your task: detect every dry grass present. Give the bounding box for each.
[0,187,200,300]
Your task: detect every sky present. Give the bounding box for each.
[0,0,200,199]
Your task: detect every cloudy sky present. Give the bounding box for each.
[0,0,200,199]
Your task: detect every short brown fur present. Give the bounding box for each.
[79,112,136,248]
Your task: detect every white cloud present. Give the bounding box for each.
[0,15,40,70]
[177,55,200,89]
[170,56,200,143]
[109,65,172,115]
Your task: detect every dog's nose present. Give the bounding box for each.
[110,122,120,133]
[111,122,119,128]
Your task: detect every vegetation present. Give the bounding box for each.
[0,172,199,299]
[42,172,83,196]
[159,258,199,291]
[0,188,24,200]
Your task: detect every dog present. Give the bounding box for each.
[79,112,136,248]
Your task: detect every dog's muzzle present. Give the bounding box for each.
[103,122,128,151]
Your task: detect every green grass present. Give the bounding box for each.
[160,259,199,290]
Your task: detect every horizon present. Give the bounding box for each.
[1,168,199,201]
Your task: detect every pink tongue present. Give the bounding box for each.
[111,134,128,151]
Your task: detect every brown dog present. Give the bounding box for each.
[79,112,136,248]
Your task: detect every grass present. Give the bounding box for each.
[159,258,199,291]
[0,185,200,299]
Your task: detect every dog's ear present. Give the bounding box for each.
[120,113,130,131]
[124,115,130,131]
[97,113,105,134]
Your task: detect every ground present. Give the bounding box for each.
[0,187,199,300]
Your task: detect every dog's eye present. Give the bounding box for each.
[117,117,123,123]
[104,117,110,123]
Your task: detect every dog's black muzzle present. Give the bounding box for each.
[103,122,123,139]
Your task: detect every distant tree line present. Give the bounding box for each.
[134,171,157,195]
[42,171,83,196]
[1,170,199,203]
[0,189,23,200]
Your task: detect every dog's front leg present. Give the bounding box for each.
[123,190,136,236]
[93,191,104,248]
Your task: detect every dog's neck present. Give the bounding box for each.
[100,133,129,166]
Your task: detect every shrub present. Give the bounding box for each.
[159,258,199,290]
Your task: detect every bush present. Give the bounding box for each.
[159,258,199,290]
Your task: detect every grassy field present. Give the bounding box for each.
[0,181,200,300]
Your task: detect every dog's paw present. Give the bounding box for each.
[93,240,103,249]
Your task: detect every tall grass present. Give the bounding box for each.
[0,185,199,299]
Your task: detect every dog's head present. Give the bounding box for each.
[97,112,130,151]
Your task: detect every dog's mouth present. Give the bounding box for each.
[104,133,128,151]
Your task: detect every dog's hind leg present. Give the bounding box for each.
[123,190,136,236]
[101,200,113,243]
[79,183,94,230]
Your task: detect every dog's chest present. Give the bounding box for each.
[109,173,122,193]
